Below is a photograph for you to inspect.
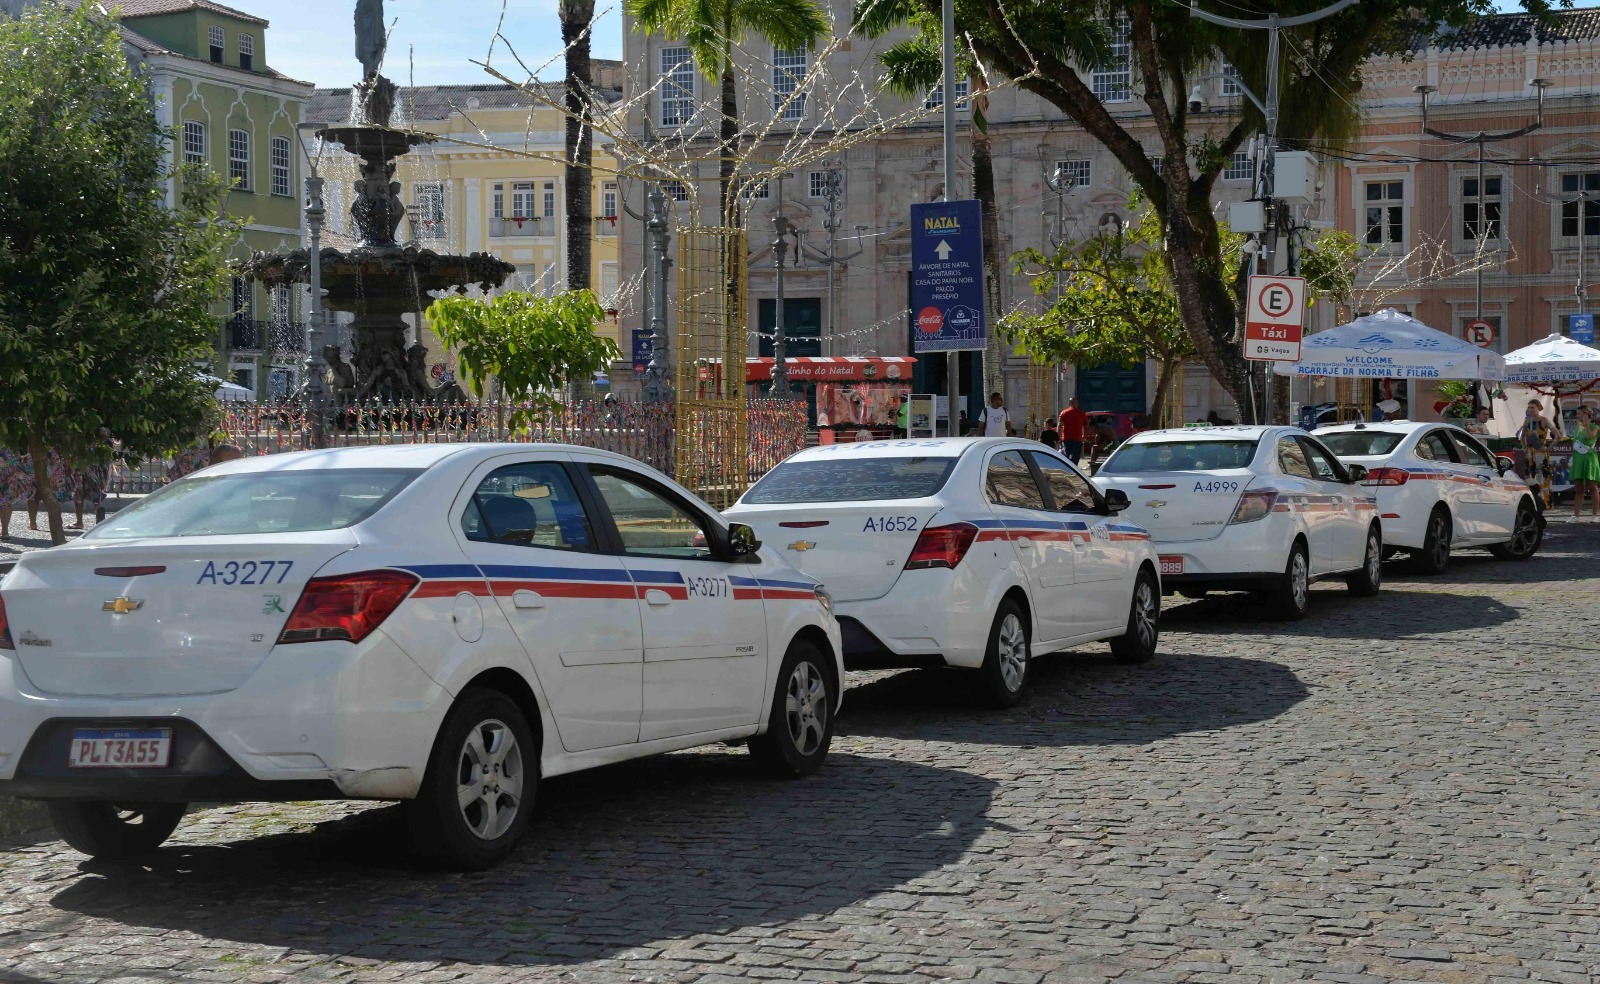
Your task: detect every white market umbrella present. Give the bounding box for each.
[198,374,255,402]
[1502,332,1600,383]
[1273,308,1505,382]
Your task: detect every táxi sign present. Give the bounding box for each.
[910,200,986,353]
[1244,274,1306,362]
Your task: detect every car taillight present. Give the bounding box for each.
[0,594,12,651]
[277,570,418,645]
[1363,467,1409,486]
[905,522,979,570]
[1229,489,1279,525]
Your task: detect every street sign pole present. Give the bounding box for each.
[911,201,988,399]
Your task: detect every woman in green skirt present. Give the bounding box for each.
[1570,405,1600,520]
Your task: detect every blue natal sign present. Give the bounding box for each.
[632,327,655,374]
[911,200,987,352]
[1571,313,1595,346]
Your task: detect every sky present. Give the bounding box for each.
[257,0,625,89]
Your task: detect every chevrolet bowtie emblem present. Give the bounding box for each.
[1145,500,1167,508]
[102,598,144,614]
[786,540,817,552]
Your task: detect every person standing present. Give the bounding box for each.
[1057,397,1087,463]
[1038,422,1060,449]
[1087,418,1119,470]
[1519,398,1556,509]
[977,392,1014,437]
[0,447,35,539]
[1465,407,1492,436]
[1569,405,1600,521]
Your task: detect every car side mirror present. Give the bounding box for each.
[726,522,761,558]
[1102,488,1130,514]
[1496,456,1515,476]
[1345,464,1369,483]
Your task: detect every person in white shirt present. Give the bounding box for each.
[978,392,1014,437]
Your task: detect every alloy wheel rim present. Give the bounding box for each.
[1366,533,1382,586]
[1432,516,1450,565]
[997,613,1028,692]
[1513,507,1537,553]
[111,805,156,826]
[455,718,523,841]
[1291,551,1309,609]
[1134,580,1157,649]
[784,660,828,756]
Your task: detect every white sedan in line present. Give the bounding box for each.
[1315,420,1543,573]
[725,437,1161,708]
[0,444,842,870]
[1092,426,1382,619]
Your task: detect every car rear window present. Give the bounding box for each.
[1099,440,1258,474]
[1318,431,1407,457]
[742,456,958,504]
[88,468,420,539]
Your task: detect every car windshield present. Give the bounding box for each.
[1099,439,1258,474]
[87,468,421,539]
[1318,431,1407,457]
[742,456,958,504]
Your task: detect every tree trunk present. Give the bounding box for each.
[562,0,596,400]
[1151,357,1175,427]
[28,433,64,546]
[718,67,738,227]
[971,87,1005,404]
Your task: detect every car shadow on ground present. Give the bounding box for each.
[1160,585,1519,639]
[47,751,995,967]
[838,651,1308,746]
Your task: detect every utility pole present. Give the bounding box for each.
[1561,190,1597,334]
[1191,0,1357,425]
[642,184,675,402]
[942,0,959,434]
[770,173,798,395]
[799,165,865,356]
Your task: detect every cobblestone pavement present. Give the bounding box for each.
[2,523,1598,983]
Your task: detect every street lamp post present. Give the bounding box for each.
[770,177,797,395]
[642,184,675,402]
[303,170,328,403]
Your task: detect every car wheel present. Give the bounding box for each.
[407,687,536,871]
[749,638,835,777]
[1412,508,1452,575]
[1489,499,1543,561]
[1346,525,1383,597]
[1265,540,1311,621]
[977,598,1030,707]
[47,801,186,859]
[1109,569,1160,664]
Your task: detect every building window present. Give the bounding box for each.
[660,45,695,126]
[493,183,504,219]
[228,129,250,189]
[1221,60,1243,97]
[208,25,224,63]
[269,285,291,325]
[510,182,537,219]
[600,182,618,235]
[1560,172,1600,238]
[414,181,445,238]
[269,136,291,196]
[808,170,833,199]
[238,32,254,71]
[543,181,556,218]
[773,46,809,120]
[1150,154,1164,176]
[1364,180,1405,246]
[924,77,970,111]
[1054,159,1092,188]
[599,261,619,308]
[1223,151,1255,182]
[182,120,206,166]
[662,179,689,202]
[740,177,769,200]
[1461,175,1502,242]
[1091,17,1132,103]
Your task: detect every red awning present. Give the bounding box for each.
[743,356,917,383]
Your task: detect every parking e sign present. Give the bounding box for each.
[1244,274,1306,362]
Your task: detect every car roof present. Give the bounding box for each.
[193,442,639,475]
[1121,425,1293,443]
[1315,420,1437,435]
[780,437,1016,462]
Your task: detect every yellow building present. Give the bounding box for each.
[300,71,625,383]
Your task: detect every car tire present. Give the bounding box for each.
[748,638,835,777]
[47,801,186,859]
[1264,540,1311,621]
[1109,568,1160,664]
[1346,525,1383,597]
[1412,508,1452,575]
[977,598,1030,707]
[406,687,537,871]
[1490,499,1543,561]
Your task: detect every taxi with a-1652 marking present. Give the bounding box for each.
[725,437,1162,708]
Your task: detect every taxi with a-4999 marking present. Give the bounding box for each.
[0,444,842,870]
[725,438,1162,708]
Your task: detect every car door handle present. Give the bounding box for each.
[512,590,545,609]
[644,588,673,606]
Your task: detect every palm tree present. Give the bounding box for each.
[561,0,597,399]
[626,0,828,225]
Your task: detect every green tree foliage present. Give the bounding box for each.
[426,290,621,430]
[0,4,239,544]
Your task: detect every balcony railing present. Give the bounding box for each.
[489,216,546,238]
[226,318,308,354]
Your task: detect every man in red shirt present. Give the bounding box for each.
[1057,397,1087,464]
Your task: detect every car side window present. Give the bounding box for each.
[1447,430,1493,468]
[1417,430,1457,463]
[1027,451,1097,513]
[463,461,594,551]
[1297,438,1343,482]
[986,450,1049,510]
[589,467,717,560]
[1277,438,1313,479]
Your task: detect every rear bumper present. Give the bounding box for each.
[832,568,999,670]
[1150,523,1290,584]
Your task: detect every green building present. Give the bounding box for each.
[114,0,314,397]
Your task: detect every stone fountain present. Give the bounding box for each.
[244,0,515,402]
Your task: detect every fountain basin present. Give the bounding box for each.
[317,124,434,161]
[245,245,516,316]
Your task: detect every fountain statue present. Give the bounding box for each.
[244,0,515,402]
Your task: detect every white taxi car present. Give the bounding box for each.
[1093,426,1382,619]
[725,438,1161,708]
[1315,421,1543,573]
[0,444,842,870]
